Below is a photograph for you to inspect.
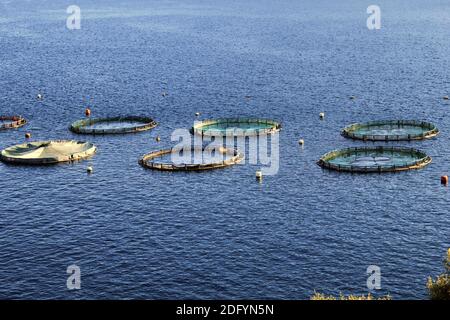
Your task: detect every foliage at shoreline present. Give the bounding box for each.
[310,292,391,300]
[427,249,450,300]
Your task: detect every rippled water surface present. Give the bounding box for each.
[200,122,274,133]
[0,0,449,299]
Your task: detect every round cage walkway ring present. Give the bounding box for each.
[0,140,97,165]
[317,146,431,173]
[341,120,439,141]
[70,116,157,134]
[192,118,281,137]
[139,147,244,171]
[0,116,27,130]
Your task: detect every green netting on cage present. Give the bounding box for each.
[139,146,244,171]
[70,116,157,134]
[0,140,97,165]
[317,146,431,173]
[341,120,439,141]
[192,118,281,136]
[0,116,27,130]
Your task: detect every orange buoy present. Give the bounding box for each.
[85,108,91,117]
[25,132,31,139]
[441,175,448,185]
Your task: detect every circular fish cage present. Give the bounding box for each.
[0,140,97,165]
[341,120,439,141]
[139,147,244,171]
[0,116,27,130]
[317,146,431,173]
[70,116,157,134]
[192,118,281,136]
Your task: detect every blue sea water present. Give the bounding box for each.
[0,0,449,300]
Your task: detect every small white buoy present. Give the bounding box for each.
[319,112,325,119]
[298,139,304,145]
[444,96,449,100]
[195,112,201,117]
[156,136,161,142]
[350,96,356,100]
[37,93,43,101]
[256,170,263,180]
[87,166,93,174]
[161,92,168,97]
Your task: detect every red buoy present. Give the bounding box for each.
[85,108,91,117]
[441,176,448,185]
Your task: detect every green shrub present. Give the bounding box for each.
[427,249,450,300]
